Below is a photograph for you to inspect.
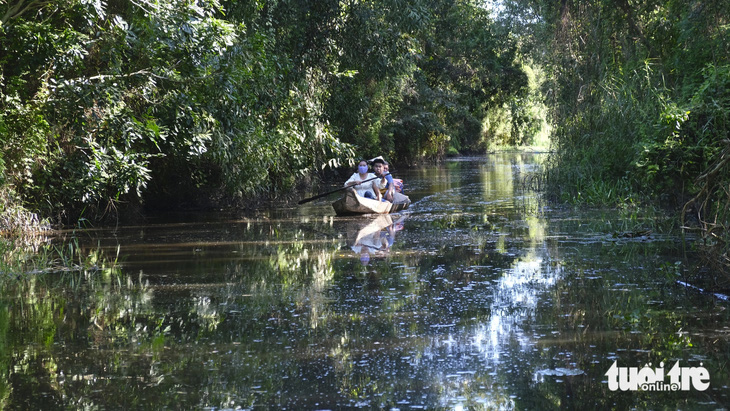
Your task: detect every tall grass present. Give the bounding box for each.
[1,188,120,278]
[544,61,730,288]
[545,63,663,207]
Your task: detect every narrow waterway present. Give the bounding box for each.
[1,153,728,409]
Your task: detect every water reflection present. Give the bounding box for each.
[0,154,728,409]
[348,215,407,265]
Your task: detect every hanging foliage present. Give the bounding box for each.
[1,0,526,223]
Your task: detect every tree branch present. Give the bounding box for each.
[2,0,51,26]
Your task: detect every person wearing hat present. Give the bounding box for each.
[371,157,395,202]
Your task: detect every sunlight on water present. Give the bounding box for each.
[1,154,728,409]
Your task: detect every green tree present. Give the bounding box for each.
[501,0,730,283]
[1,0,528,224]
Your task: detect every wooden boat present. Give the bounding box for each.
[332,187,410,216]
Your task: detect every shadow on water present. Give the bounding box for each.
[1,153,728,409]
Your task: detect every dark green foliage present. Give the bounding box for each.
[408,0,528,157]
[503,0,730,281]
[1,0,526,223]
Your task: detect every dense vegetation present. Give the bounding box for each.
[0,0,535,223]
[2,0,728,283]
[497,0,730,285]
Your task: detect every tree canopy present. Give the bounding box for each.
[7,0,726,278]
[0,0,529,222]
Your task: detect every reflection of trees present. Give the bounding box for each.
[0,259,157,409]
[3,155,727,409]
[0,157,564,409]
[512,214,730,409]
[304,156,552,408]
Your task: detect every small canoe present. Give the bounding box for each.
[332,188,410,216]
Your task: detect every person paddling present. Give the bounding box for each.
[344,159,380,200]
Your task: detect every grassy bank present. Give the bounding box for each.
[506,0,730,291]
[1,189,120,280]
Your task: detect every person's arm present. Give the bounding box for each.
[345,174,357,187]
[385,175,395,201]
[372,180,382,200]
[386,185,395,202]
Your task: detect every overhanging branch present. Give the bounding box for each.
[2,0,52,26]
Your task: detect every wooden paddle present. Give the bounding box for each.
[298,174,388,205]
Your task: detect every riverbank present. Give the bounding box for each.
[1,189,121,278]
[3,153,727,295]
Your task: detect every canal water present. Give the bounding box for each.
[1,153,728,409]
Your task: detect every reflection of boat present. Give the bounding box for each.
[332,187,410,216]
[354,215,394,245]
[349,214,407,265]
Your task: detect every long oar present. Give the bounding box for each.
[298,174,387,205]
